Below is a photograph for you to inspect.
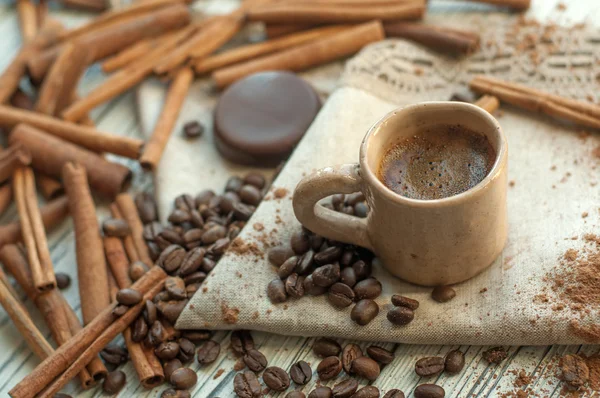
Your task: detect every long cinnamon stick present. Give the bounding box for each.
[0,106,143,159]
[465,0,530,11]
[63,162,111,325]
[0,143,32,184]
[10,124,132,198]
[61,0,108,12]
[194,25,348,74]
[474,95,500,113]
[265,23,316,39]
[0,196,68,248]
[384,22,480,55]
[213,20,385,88]
[115,193,153,266]
[37,174,64,200]
[0,184,12,217]
[9,266,167,398]
[101,38,156,73]
[17,0,38,42]
[104,236,132,290]
[110,203,140,263]
[140,68,193,170]
[247,1,426,24]
[13,167,56,292]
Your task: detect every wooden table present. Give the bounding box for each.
[0,0,598,397]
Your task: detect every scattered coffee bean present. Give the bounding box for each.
[103,370,126,394]
[197,340,220,365]
[183,271,206,285]
[230,330,254,356]
[169,209,191,224]
[431,286,456,303]
[444,350,465,373]
[177,338,195,363]
[331,379,358,398]
[181,330,211,343]
[155,341,180,360]
[390,295,419,310]
[135,192,158,223]
[295,250,314,275]
[352,260,371,280]
[413,384,445,398]
[102,218,131,237]
[309,386,333,398]
[170,368,197,390]
[328,283,355,308]
[309,235,324,251]
[132,316,149,342]
[55,272,71,289]
[156,300,188,324]
[351,386,380,398]
[312,263,341,287]
[279,256,299,279]
[144,300,158,324]
[161,388,191,398]
[351,356,380,381]
[112,304,128,317]
[351,299,379,326]
[340,267,357,288]
[285,273,305,298]
[243,349,268,372]
[367,346,395,365]
[382,390,405,398]
[130,261,150,281]
[239,185,262,206]
[314,246,343,265]
[225,176,244,193]
[482,346,508,364]
[195,190,215,207]
[313,338,341,358]
[179,247,206,276]
[163,358,183,382]
[353,278,382,300]
[342,343,362,374]
[267,278,287,303]
[291,231,311,255]
[183,120,204,138]
[165,276,187,300]
[100,344,128,365]
[287,392,306,398]
[290,360,312,385]
[263,366,290,391]
[317,356,343,380]
[304,274,327,296]
[243,173,266,189]
[415,357,445,377]
[234,370,262,398]
[158,245,187,273]
[560,354,589,388]
[147,320,165,346]
[387,306,414,326]
[268,246,294,267]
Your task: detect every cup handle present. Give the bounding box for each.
[292,163,373,251]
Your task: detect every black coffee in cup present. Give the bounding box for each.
[378,124,496,200]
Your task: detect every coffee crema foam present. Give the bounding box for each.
[378,124,496,200]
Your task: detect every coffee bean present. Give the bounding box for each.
[143,299,157,324]
[309,235,324,251]
[155,341,180,360]
[317,356,342,380]
[178,247,206,276]
[482,346,508,364]
[328,283,355,308]
[444,350,465,373]
[351,386,380,398]
[354,202,369,218]
[195,190,215,207]
[135,192,158,224]
[312,263,340,287]
[201,257,216,273]
[243,349,268,372]
[303,274,327,296]
[102,218,131,237]
[130,261,149,281]
[183,120,204,138]
[209,237,230,255]
[390,295,419,310]
[353,278,382,300]
[239,185,262,206]
[234,371,262,398]
[263,366,290,391]
[287,392,306,398]
[365,346,393,365]
[161,388,191,398]
[313,338,341,357]
[351,356,380,381]
[160,228,184,246]
[352,260,371,280]
[177,338,195,363]
[225,176,244,193]
[143,221,163,241]
[278,256,299,279]
[231,330,254,356]
[431,286,456,303]
[243,173,266,189]
[290,360,312,385]
[296,250,314,275]
[181,330,211,343]
[382,390,405,398]
[169,209,191,224]
[100,344,128,365]
[314,246,343,265]
[156,300,188,324]
[175,194,195,211]
[387,306,414,326]
[202,225,227,245]
[112,304,128,317]
[55,272,71,289]
[342,343,362,374]
[154,291,170,302]
[285,273,305,298]
[158,245,187,273]
[309,387,333,398]
[267,278,287,303]
[103,370,126,394]
[132,316,149,342]
[331,379,358,398]
[414,384,445,398]
[268,246,293,267]
[340,267,357,287]
[170,367,197,390]
[165,276,187,300]
[415,357,445,377]
[190,209,204,228]
[163,358,183,382]
[146,320,165,346]
[197,340,220,365]
[351,299,379,326]
[183,228,203,249]
[291,231,311,255]
[233,202,255,221]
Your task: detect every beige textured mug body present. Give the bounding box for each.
[293,102,508,286]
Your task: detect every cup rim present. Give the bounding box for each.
[359,101,507,207]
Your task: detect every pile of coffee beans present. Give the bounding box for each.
[387,294,419,326]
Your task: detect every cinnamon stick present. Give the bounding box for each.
[465,0,530,11]
[0,196,68,248]
[383,22,480,55]
[107,267,119,302]
[0,184,12,217]
[13,167,56,292]
[0,106,143,158]
[104,236,132,290]
[140,67,194,170]
[9,266,167,398]
[10,124,132,198]
[37,0,48,29]
[474,95,500,114]
[265,23,316,39]
[101,38,156,73]
[0,143,32,184]
[37,174,64,200]
[62,162,111,325]
[213,20,385,88]
[17,0,38,42]
[115,193,153,266]
[194,25,348,74]
[110,203,140,263]
[27,4,191,84]
[60,0,108,12]
[247,1,426,24]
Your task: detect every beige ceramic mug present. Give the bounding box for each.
[293,102,508,286]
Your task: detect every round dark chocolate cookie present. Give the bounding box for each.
[214,71,320,167]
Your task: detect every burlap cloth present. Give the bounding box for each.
[142,13,600,345]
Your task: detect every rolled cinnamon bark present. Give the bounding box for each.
[101,38,156,73]
[115,193,153,266]
[0,184,12,217]
[0,107,143,159]
[36,174,64,200]
[110,203,140,263]
[0,143,32,184]
[9,266,167,398]
[17,0,38,42]
[384,22,480,55]
[474,95,500,113]
[9,124,132,198]
[140,67,194,170]
[265,23,316,39]
[213,20,385,88]
[104,236,132,290]
[62,162,111,325]
[60,0,108,12]
[27,4,191,84]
